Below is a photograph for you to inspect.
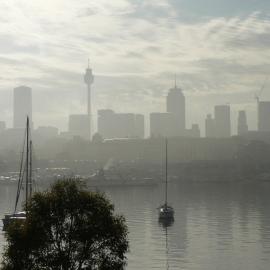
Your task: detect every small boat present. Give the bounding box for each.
[159,204,174,219]
[2,212,27,229]
[158,138,174,222]
[2,117,32,231]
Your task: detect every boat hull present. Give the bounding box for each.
[2,212,26,231]
[158,205,174,220]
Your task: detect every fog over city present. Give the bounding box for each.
[0,0,270,134]
[2,2,270,270]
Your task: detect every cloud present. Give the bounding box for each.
[0,1,269,134]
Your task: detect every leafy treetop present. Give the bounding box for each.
[2,179,128,270]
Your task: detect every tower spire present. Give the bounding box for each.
[84,59,94,139]
[174,74,177,89]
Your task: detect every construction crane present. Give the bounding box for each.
[255,77,268,103]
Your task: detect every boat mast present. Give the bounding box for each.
[29,140,32,198]
[25,116,29,211]
[165,138,168,206]
[14,128,26,213]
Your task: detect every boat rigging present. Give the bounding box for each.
[158,138,174,222]
[2,116,33,231]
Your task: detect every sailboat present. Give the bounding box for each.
[2,117,33,231]
[158,138,174,221]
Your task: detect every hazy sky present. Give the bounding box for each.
[0,0,270,135]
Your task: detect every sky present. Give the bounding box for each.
[0,0,270,135]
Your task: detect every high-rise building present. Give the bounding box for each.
[97,110,144,139]
[205,114,215,137]
[69,114,90,140]
[13,86,32,128]
[258,101,270,132]
[237,110,248,136]
[214,105,231,138]
[166,84,185,135]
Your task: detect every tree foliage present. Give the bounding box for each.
[2,179,128,270]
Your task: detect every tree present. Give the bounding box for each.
[2,179,128,270]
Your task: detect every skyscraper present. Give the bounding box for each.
[258,101,270,132]
[237,110,248,136]
[166,83,185,135]
[13,86,32,128]
[214,105,231,138]
[205,114,215,137]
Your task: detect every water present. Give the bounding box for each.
[1,181,270,270]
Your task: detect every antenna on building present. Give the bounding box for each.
[174,74,177,89]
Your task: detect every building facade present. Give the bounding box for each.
[258,101,270,132]
[166,86,185,135]
[214,105,231,138]
[205,114,215,137]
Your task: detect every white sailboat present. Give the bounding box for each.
[158,138,174,221]
[2,117,33,231]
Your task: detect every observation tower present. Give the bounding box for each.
[84,59,94,136]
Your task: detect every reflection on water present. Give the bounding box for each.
[1,181,270,269]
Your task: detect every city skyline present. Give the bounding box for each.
[0,1,270,133]
[1,3,270,270]
[1,77,269,138]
